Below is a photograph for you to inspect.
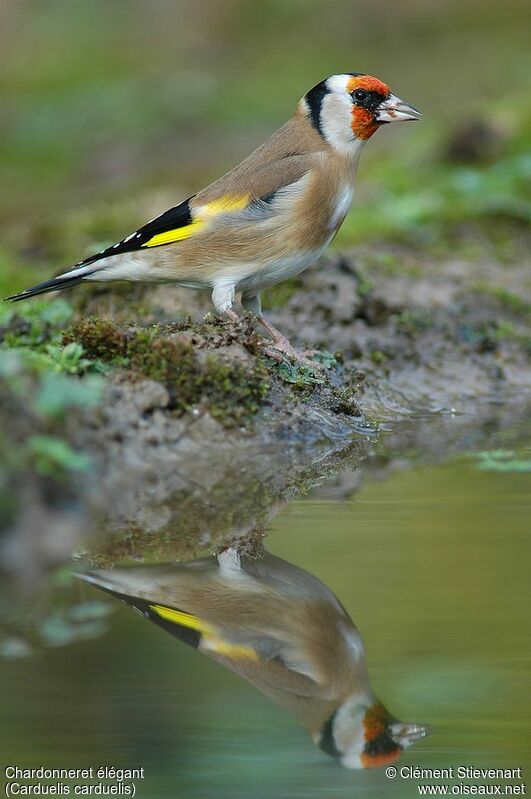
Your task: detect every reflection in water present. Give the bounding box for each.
[79,548,427,769]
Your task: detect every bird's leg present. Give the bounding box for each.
[257,316,296,354]
[241,292,301,362]
[226,289,322,370]
[241,293,262,316]
[212,283,240,324]
[241,291,321,369]
[224,308,240,324]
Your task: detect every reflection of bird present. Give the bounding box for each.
[78,548,427,768]
[7,73,420,362]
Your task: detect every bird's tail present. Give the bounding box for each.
[74,568,206,650]
[5,263,100,303]
[74,563,185,598]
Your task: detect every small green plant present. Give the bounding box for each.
[0,348,105,533]
[0,298,106,377]
[0,299,74,349]
[473,450,531,473]
[37,342,97,374]
[28,434,92,477]
[275,361,325,387]
[456,320,515,352]
[356,277,374,298]
[38,602,112,647]
[32,372,104,418]
[0,350,104,417]
[394,309,432,335]
[310,350,339,369]
[370,350,387,366]
[471,283,531,318]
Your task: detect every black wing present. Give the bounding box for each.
[74,195,195,268]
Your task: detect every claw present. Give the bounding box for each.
[257,316,324,371]
[261,341,324,371]
[219,310,323,371]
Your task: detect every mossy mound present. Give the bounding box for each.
[63,317,269,426]
[63,317,129,361]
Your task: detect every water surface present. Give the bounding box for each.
[1,409,530,798]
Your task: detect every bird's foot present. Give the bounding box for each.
[257,317,324,372]
[220,310,323,372]
[262,343,323,372]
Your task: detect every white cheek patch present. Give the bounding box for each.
[319,95,367,162]
[320,92,354,154]
[333,699,368,769]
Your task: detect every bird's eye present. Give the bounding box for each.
[353,89,368,102]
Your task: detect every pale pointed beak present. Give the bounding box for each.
[376,94,422,123]
[390,722,430,749]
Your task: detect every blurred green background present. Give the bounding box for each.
[1,0,530,297]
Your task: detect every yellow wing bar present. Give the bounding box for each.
[142,195,250,248]
[204,639,259,661]
[143,220,203,247]
[150,603,208,632]
[149,602,258,661]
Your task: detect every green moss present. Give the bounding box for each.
[63,316,270,426]
[274,360,325,388]
[62,317,129,361]
[128,334,198,410]
[394,309,433,335]
[330,386,361,416]
[370,350,387,365]
[471,282,531,317]
[200,355,269,425]
[87,473,277,567]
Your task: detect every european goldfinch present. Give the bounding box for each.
[7,73,420,360]
[78,548,427,769]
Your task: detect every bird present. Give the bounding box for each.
[77,548,428,768]
[7,73,421,363]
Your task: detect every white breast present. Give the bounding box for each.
[236,243,332,294]
[329,185,354,231]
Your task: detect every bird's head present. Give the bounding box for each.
[318,698,428,769]
[302,73,421,155]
